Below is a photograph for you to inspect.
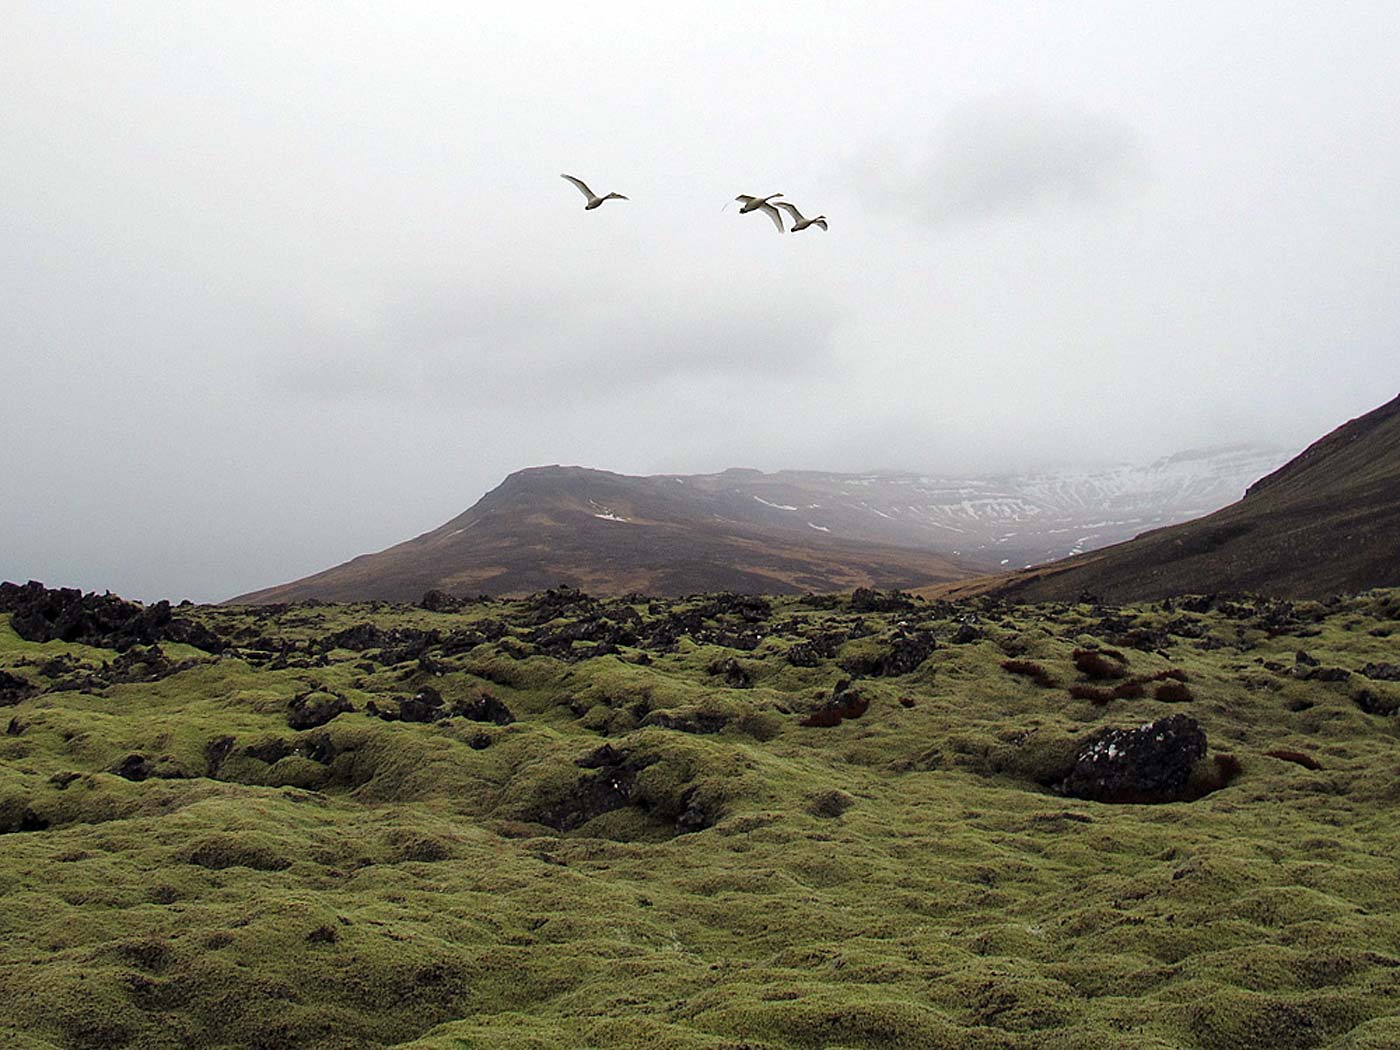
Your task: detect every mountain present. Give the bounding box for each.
[937,393,1400,602]
[233,445,1292,603]
[676,445,1290,569]
[230,467,982,602]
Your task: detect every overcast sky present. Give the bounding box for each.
[4,2,1399,602]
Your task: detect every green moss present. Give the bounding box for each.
[4,593,1400,1047]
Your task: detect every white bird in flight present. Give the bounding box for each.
[561,174,629,209]
[734,193,787,233]
[775,202,828,232]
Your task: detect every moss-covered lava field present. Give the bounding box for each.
[3,582,1400,1049]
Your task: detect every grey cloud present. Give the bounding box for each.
[869,99,1147,225]
[4,5,1399,602]
[270,281,840,406]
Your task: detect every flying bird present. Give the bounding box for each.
[775,202,828,231]
[561,174,629,209]
[734,193,786,233]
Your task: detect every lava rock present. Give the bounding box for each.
[1361,663,1400,682]
[419,589,462,613]
[397,686,446,723]
[840,630,937,678]
[0,580,221,653]
[1354,689,1400,716]
[1304,666,1352,683]
[1059,714,1209,804]
[708,657,752,688]
[112,754,156,782]
[286,690,354,730]
[450,691,514,725]
[204,735,236,776]
[950,623,982,645]
[531,746,659,832]
[849,588,916,613]
[0,670,34,706]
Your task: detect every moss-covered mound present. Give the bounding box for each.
[2,585,1399,1048]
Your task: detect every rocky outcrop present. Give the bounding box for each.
[0,581,222,653]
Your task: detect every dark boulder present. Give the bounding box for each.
[419,589,463,613]
[0,670,34,707]
[397,686,446,723]
[1354,689,1400,716]
[531,745,658,832]
[840,630,936,678]
[708,657,752,688]
[786,631,843,667]
[286,690,354,730]
[1058,714,1210,804]
[112,754,156,782]
[1361,663,1400,682]
[1303,666,1352,683]
[850,588,915,613]
[242,738,293,765]
[950,623,982,645]
[450,691,514,725]
[0,802,48,834]
[204,736,236,776]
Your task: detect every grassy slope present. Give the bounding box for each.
[2,591,1400,1049]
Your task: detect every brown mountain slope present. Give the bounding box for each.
[232,466,984,603]
[928,393,1400,603]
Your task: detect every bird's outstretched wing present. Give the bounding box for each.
[561,174,597,201]
[811,217,828,230]
[758,201,786,232]
[602,192,629,202]
[774,201,806,224]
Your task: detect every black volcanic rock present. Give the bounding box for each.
[287,690,354,730]
[1059,715,1208,804]
[397,687,446,723]
[451,691,514,725]
[0,581,222,653]
[0,671,34,707]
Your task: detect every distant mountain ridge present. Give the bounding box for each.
[935,393,1400,602]
[697,445,1288,568]
[230,466,980,602]
[232,443,1291,603]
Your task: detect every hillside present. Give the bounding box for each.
[233,446,1287,603]
[940,394,1400,602]
[5,581,1400,1048]
[232,467,981,602]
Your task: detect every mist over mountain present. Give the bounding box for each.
[939,393,1400,602]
